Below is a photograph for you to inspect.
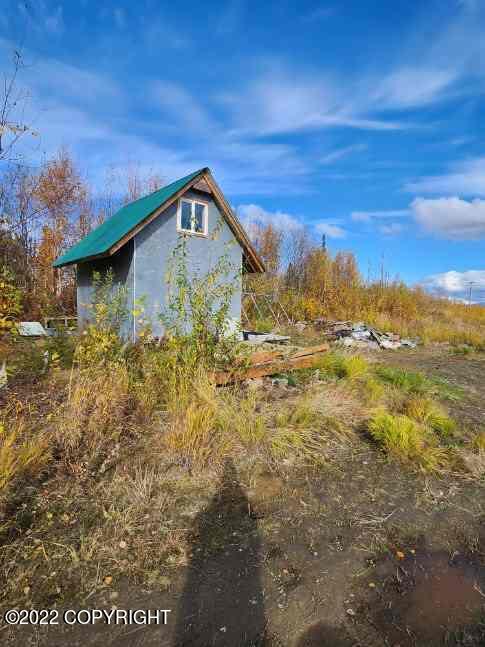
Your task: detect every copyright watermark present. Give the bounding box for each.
[3,608,171,626]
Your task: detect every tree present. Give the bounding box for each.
[0,49,35,163]
[33,150,92,313]
[250,222,283,276]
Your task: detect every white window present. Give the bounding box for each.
[177,199,208,236]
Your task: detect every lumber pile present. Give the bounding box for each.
[212,343,329,385]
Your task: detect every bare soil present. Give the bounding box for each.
[3,347,485,647]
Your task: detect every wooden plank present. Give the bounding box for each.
[212,347,328,385]
[237,343,328,369]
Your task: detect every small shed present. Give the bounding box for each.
[53,167,264,340]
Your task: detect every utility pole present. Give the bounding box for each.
[467,281,475,305]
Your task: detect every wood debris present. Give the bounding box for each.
[212,343,329,385]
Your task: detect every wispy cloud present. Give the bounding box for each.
[351,209,410,222]
[220,69,410,136]
[405,157,485,196]
[151,80,215,133]
[378,222,406,236]
[320,143,366,165]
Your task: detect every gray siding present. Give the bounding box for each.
[76,188,242,341]
[76,239,134,339]
[133,188,242,339]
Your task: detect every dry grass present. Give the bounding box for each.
[0,419,49,496]
[56,362,131,454]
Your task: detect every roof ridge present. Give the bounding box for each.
[122,167,208,211]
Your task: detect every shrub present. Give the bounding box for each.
[161,234,241,368]
[75,269,127,367]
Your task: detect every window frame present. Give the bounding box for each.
[176,198,209,237]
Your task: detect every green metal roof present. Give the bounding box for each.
[53,168,206,267]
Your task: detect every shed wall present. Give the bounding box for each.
[133,188,242,339]
[76,239,134,339]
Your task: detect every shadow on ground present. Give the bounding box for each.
[173,458,270,646]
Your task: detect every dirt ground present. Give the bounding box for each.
[3,346,485,647]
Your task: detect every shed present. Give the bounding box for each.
[54,167,264,340]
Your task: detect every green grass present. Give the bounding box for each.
[403,397,456,439]
[368,410,450,472]
[374,366,463,401]
[316,352,369,380]
[374,366,430,394]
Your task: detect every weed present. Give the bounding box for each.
[161,233,241,367]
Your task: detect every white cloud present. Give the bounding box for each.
[315,220,347,239]
[351,209,410,222]
[405,157,485,196]
[423,270,485,295]
[411,196,485,240]
[320,144,366,165]
[236,204,302,231]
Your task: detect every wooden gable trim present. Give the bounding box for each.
[104,168,265,273]
[108,171,205,256]
[201,170,265,273]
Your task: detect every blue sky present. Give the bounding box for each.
[1,0,485,301]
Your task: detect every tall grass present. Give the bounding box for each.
[0,420,49,495]
[56,362,131,454]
